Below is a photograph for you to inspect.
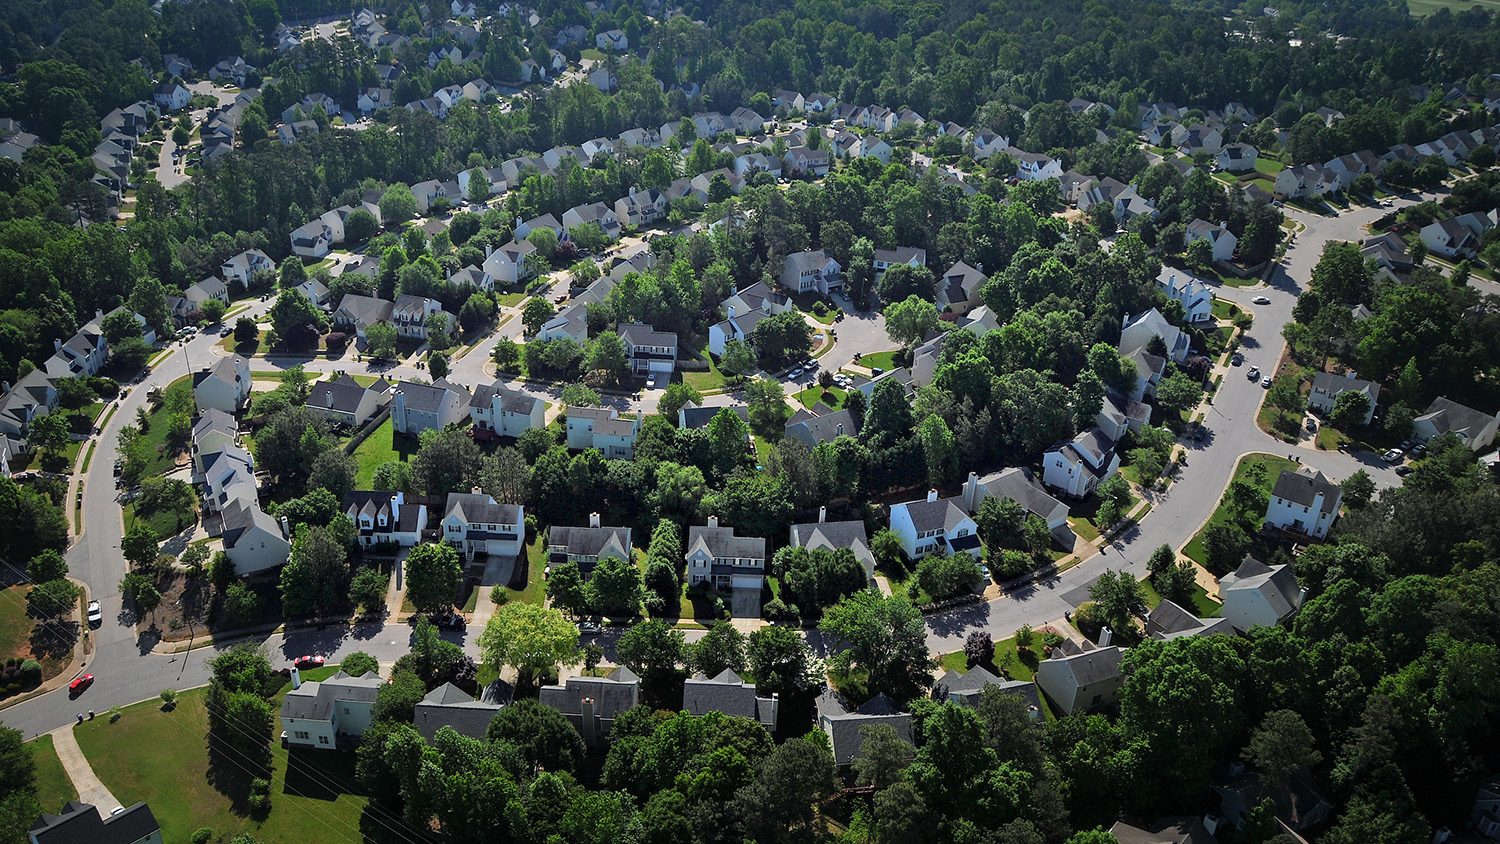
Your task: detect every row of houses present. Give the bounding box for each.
[1275,122,1500,201]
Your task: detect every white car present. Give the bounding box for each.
[787,367,804,379]
[1251,295,1271,305]
[87,601,102,626]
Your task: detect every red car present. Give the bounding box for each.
[68,674,94,695]
[293,655,325,670]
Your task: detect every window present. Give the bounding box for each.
[319,735,330,745]
[294,730,310,740]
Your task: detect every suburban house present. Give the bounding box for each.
[729,107,766,135]
[1042,429,1121,499]
[1274,163,1334,200]
[547,513,632,576]
[935,261,988,314]
[332,294,395,340]
[177,276,230,322]
[618,323,678,377]
[1470,777,1500,840]
[686,516,767,614]
[595,28,628,51]
[153,80,191,111]
[199,445,256,513]
[1107,818,1216,844]
[343,490,428,548]
[391,379,470,436]
[469,381,546,439]
[538,302,589,344]
[1146,600,1235,640]
[305,374,391,428]
[220,497,292,575]
[678,402,750,431]
[413,683,506,741]
[481,240,538,286]
[1212,768,1332,840]
[443,491,524,558]
[683,669,778,730]
[190,409,238,468]
[1120,307,1190,362]
[1413,396,1498,452]
[872,246,926,275]
[1420,213,1490,259]
[1216,143,1259,173]
[817,690,913,768]
[960,468,1073,548]
[539,667,639,744]
[447,266,493,292]
[0,370,58,440]
[1307,371,1379,424]
[782,146,831,178]
[1156,270,1214,323]
[932,665,1044,721]
[1175,124,1223,156]
[392,294,447,341]
[1120,345,1167,402]
[562,201,622,241]
[221,249,275,289]
[1218,557,1305,633]
[1185,219,1237,263]
[1035,645,1124,715]
[565,406,641,458]
[789,506,876,583]
[784,407,858,448]
[707,304,768,356]
[290,218,335,259]
[280,669,384,749]
[192,354,252,414]
[1011,149,1063,181]
[779,250,842,295]
[26,801,162,844]
[42,322,108,380]
[888,489,982,561]
[1096,394,1152,440]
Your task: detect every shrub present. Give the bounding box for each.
[994,549,1034,579]
[342,652,379,677]
[964,630,994,667]
[192,828,214,844]
[490,584,508,605]
[159,688,177,707]
[762,597,800,626]
[1072,601,1103,639]
[19,659,42,687]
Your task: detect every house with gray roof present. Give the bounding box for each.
[817,690,913,767]
[779,250,842,295]
[548,513,632,576]
[1265,467,1342,540]
[306,374,391,428]
[1218,557,1305,633]
[565,406,640,458]
[618,323,678,377]
[28,801,161,844]
[960,468,1072,548]
[333,294,395,340]
[193,354,252,414]
[1146,600,1234,641]
[686,516,767,616]
[1035,644,1123,715]
[1042,428,1122,499]
[677,402,750,431]
[1413,396,1498,452]
[889,489,981,562]
[539,666,640,745]
[344,490,427,548]
[1108,817,1216,844]
[933,665,1044,721]
[392,294,447,341]
[220,497,290,575]
[0,370,58,440]
[443,491,523,559]
[281,669,383,749]
[391,379,469,436]
[683,669,778,729]
[413,682,506,741]
[469,381,545,439]
[789,507,876,583]
[784,407,857,448]
[935,261,987,314]
[1308,371,1379,427]
[873,246,927,276]
[1119,307,1190,363]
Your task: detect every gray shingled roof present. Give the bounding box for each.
[309,374,390,414]
[784,408,857,448]
[687,524,765,561]
[1417,396,1495,441]
[445,492,520,525]
[413,682,504,741]
[898,496,970,534]
[1271,467,1341,515]
[682,669,775,726]
[1219,557,1303,621]
[29,801,161,844]
[538,666,640,719]
[817,690,913,766]
[548,524,632,562]
[280,671,383,720]
[471,381,541,415]
[393,379,469,414]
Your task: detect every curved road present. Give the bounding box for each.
[0,195,1434,739]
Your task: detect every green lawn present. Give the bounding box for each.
[682,349,730,393]
[500,534,549,606]
[350,417,418,487]
[1257,400,1302,443]
[935,635,1052,718]
[139,376,194,478]
[793,384,847,409]
[855,350,901,372]
[28,734,77,813]
[1212,299,1245,321]
[1066,488,1139,542]
[124,497,198,539]
[218,328,268,356]
[879,565,934,607]
[74,668,389,844]
[495,292,526,307]
[1182,454,1297,567]
[0,584,73,683]
[1140,578,1221,618]
[1409,0,1500,14]
[1253,156,1283,177]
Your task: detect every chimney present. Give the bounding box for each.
[578,696,596,745]
[290,666,302,689]
[324,389,333,407]
[926,488,939,503]
[53,339,61,352]
[836,423,844,436]
[727,304,735,319]
[962,471,979,512]
[818,505,826,524]
[279,515,290,539]
[95,309,104,321]
[707,515,719,529]
[471,486,483,495]
[1099,626,1113,646]
[768,692,780,731]
[589,511,601,528]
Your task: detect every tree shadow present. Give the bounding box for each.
[28,618,79,662]
[283,747,358,801]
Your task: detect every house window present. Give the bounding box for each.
[294,730,310,740]
[319,735,330,745]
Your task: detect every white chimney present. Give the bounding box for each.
[472,486,483,495]
[962,471,979,512]
[589,511,601,528]
[279,515,290,538]
[1099,626,1113,646]
[707,515,719,528]
[53,339,61,352]
[290,666,302,689]
[817,505,826,524]
[926,489,939,503]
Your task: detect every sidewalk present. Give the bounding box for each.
[51,724,121,812]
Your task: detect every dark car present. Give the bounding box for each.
[434,612,465,631]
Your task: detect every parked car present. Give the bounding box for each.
[1230,352,1243,366]
[1260,376,1273,388]
[1395,465,1414,476]
[787,367,804,379]
[87,601,102,627]
[1251,295,1271,305]
[1382,448,1404,463]
[219,326,232,337]
[977,563,991,581]
[1247,366,1260,380]
[69,674,94,695]
[434,612,465,631]
[1306,418,1318,431]
[294,655,326,670]
[577,619,602,635]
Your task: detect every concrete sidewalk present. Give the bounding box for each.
[51,724,121,812]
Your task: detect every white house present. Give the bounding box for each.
[192,354,252,414]
[565,406,640,458]
[443,491,524,558]
[1274,164,1334,200]
[220,497,291,575]
[1218,556,1305,633]
[469,381,546,438]
[1185,219,1237,263]
[595,29,628,51]
[0,369,57,440]
[614,188,668,228]
[959,468,1072,548]
[779,250,842,295]
[729,106,766,135]
[42,323,108,380]
[391,379,470,436]
[935,261,988,314]
[280,670,383,749]
[153,81,191,111]
[1119,307,1190,363]
[1307,371,1379,424]
[562,201,622,241]
[481,240,538,287]
[391,294,447,341]
[970,130,1009,159]
[290,219,335,259]
[1035,645,1123,715]
[618,323,677,377]
[1041,429,1121,499]
[888,489,982,561]
[873,246,926,276]
[1011,149,1063,181]
[305,375,391,428]
[1216,143,1258,173]
[686,516,766,615]
[344,490,427,547]
[782,146,831,178]
[1156,269,1214,323]
[221,249,275,289]
[1264,466,1342,540]
[1412,396,1499,452]
[1420,211,1496,259]
[707,306,766,356]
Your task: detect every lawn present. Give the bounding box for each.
[350,417,419,487]
[28,734,77,814]
[499,534,549,606]
[495,292,527,307]
[1140,577,1221,618]
[1409,0,1500,13]
[139,376,194,478]
[1253,156,1283,178]
[1256,400,1302,443]
[124,497,199,539]
[682,349,730,393]
[1212,299,1246,321]
[1181,453,1297,567]
[218,327,269,356]
[793,383,847,409]
[854,350,901,373]
[73,669,397,844]
[878,565,934,607]
[1201,325,1233,358]
[1066,488,1139,543]
[0,584,74,684]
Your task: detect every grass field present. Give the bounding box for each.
[28,734,77,813]
[793,383,847,409]
[74,668,394,844]
[854,350,901,373]
[139,376,194,478]
[1141,577,1221,618]
[350,417,419,487]
[682,349,730,393]
[1182,453,1297,567]
[1408,0,1500,14]
[0,584,73,683]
